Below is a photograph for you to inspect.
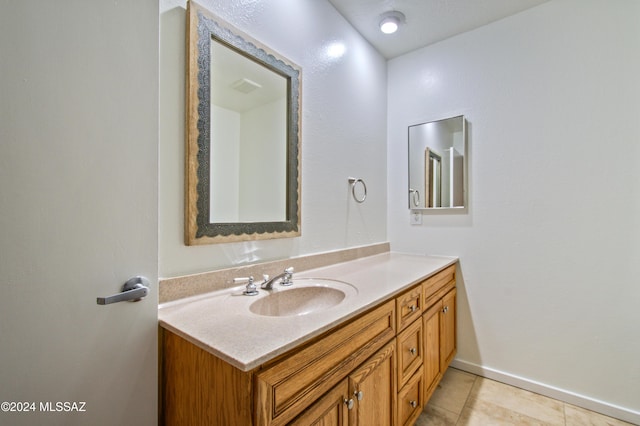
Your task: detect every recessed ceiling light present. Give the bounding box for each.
[379,11,405,34]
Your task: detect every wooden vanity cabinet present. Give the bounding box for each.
[290,340,397,426]
[423,302,442,400]
[394,285,424,426]
[161,300,396,426]
[254,300,395,426]
[394,264,457,424]
[161,264,457,426]
[440,288,457,371]
[161,330,254,426]
[422,265,457,401]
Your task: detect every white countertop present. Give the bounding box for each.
[158,252,457,371]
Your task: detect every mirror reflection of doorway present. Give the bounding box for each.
[425,148,441,207]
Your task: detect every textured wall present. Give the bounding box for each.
[388,0,640,421]
[159,0,388,277]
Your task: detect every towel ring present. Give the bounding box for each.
[409,188,420,207]
[348,177,367,203]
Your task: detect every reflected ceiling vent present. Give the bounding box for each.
[231,78,262,94]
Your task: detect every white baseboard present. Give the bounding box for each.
[450,359,640,425]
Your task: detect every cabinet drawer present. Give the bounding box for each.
[255,300,396,426]
[396,318,423,389]
[397,367,424,426]
[423,265,455,308]
[396,284,422,331]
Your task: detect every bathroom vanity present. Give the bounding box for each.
[159,253,457,425]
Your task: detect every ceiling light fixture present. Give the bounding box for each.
[379,11,405,34]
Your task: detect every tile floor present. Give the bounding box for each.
[416,368,636,426]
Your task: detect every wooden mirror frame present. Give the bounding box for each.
[185,2,301,245]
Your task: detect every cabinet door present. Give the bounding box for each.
[289,380,349,426]
[423,301,442,400]
[440,288,457,371]
[256,300,395,425]
[348,340,397,426]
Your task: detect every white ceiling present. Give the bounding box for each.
[327,0,551,59]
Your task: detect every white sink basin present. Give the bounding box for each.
[249,279,357,317]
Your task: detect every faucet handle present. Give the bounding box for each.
[234,276,259,296]
[281,267,294,286]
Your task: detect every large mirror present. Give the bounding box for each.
[408,116,467,209]
[185,2,301,245]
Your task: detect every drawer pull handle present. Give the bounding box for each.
[344,398,354,410]
[410,400,417,408]
[409,347,417,355]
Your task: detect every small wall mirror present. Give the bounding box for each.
[408,116,467,209]
[185,2,301,245]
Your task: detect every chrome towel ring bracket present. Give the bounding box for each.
[348,177,367,203]
[409,188,420,207]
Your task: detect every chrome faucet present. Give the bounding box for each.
[261,267,294,290]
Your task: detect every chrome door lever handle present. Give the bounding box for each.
[97,276,150,305]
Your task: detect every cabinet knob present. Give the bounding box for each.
[409,347,417,355]
[410,400,417,408]
[409,305,417,312]
[344,398,354,410]
[443,306,448,313]
[354,390,363,401]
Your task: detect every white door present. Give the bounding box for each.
[0,2,158,425]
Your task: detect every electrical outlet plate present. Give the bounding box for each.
[410,210,422,225]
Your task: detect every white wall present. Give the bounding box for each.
[211,104,241,221]
[388,0,640,421]
[239,97,286,222]
[159,0,388,276]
